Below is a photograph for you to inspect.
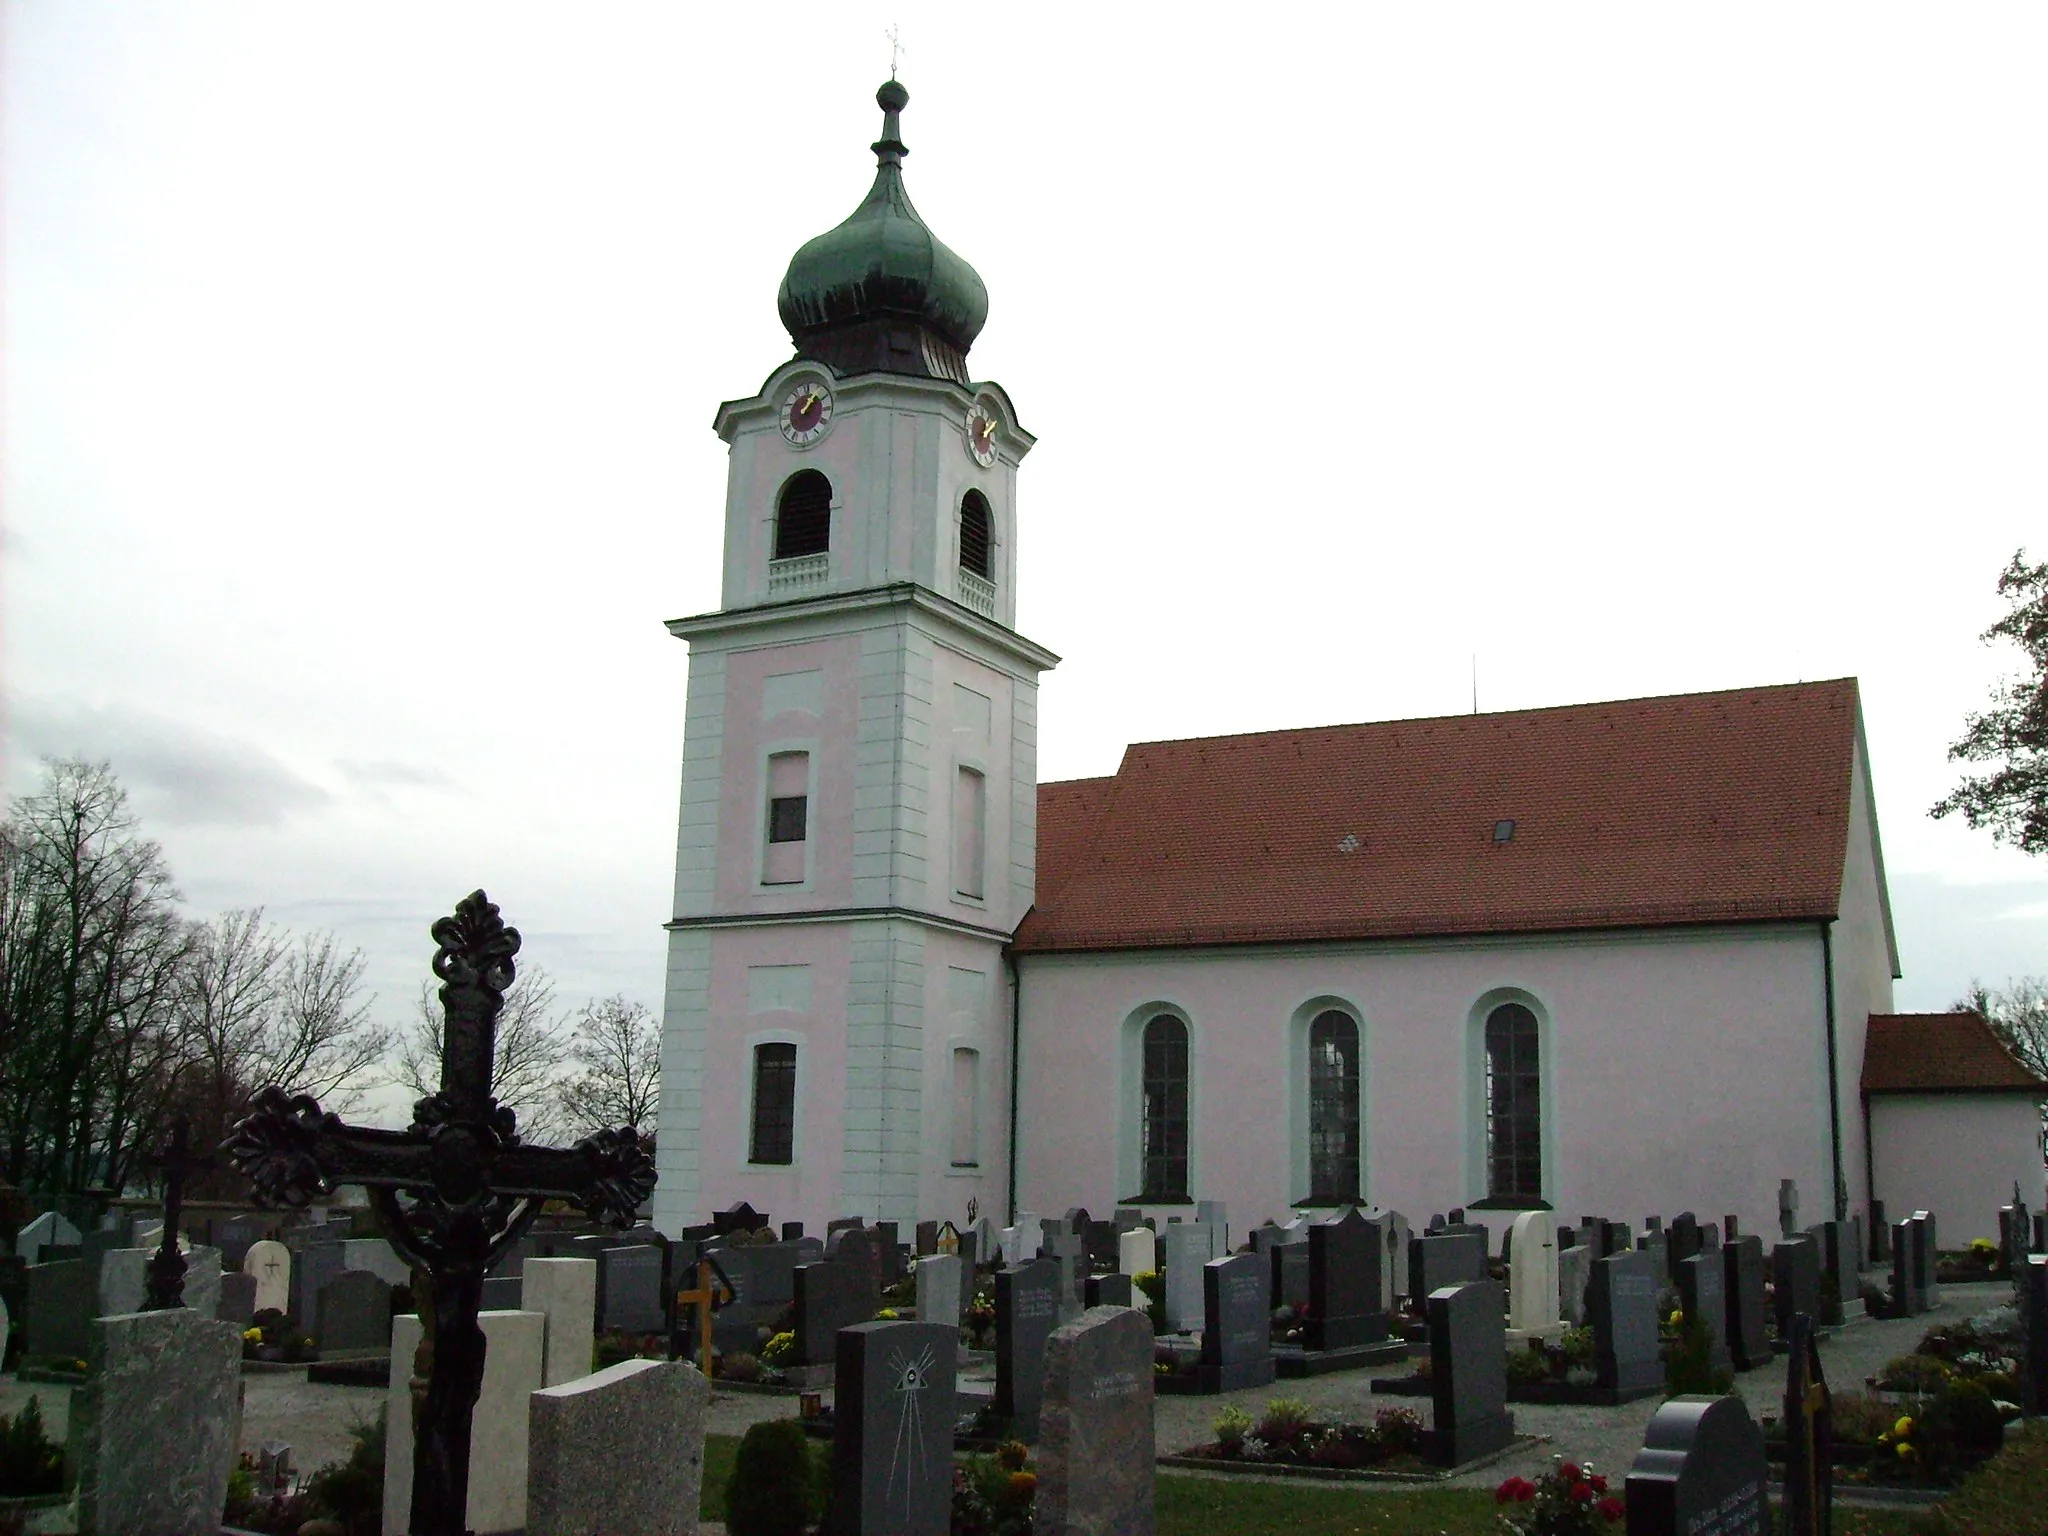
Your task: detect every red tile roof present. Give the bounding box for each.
[1862,1013,2048,1094]
[1015,679,1863,953]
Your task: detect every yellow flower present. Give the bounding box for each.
[243,1327,264,1342]
[1668,1310,1683,1327]
[1895,1441,1914,1461]
[1893,1416,1914,1439]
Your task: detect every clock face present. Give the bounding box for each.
[780,379,834,446]
[965,400,999,467]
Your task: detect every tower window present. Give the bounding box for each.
[1138,1013,1190,1202]
[959,490,993,579]
[1307,1010,1361,1204]
[774,470,832,560]
[749,1042,797,1164]
[1484,1002,1542,1200]
[764,751,809,884]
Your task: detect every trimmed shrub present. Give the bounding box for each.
[726,1418,822,1536]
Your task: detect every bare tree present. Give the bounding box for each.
[558,995,661,1138]
[394,963,569,1144]
[1955,976,2048,1083]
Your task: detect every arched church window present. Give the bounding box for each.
[1139,1014,1190,1202]
[1484,1002,1541,1200]
[959,490,993,579]
[774,470,832,560]
[1307,1010,1360,1204]
[750,1042,797,1164]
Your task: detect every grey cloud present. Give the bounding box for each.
[337,758,456,791]
[9,698,329,828]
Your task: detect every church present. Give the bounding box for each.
[650,82,2045,1249]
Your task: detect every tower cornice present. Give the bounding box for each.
[665,579,1060,674]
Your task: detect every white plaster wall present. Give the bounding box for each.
[1868,1094,2046,1243]
[1833,708,1900,1218]
[1014,925,1836,1244]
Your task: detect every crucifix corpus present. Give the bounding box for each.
[222,891,656,1536]
[144,1114,214,1310]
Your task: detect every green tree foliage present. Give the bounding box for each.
[1932,550,2048,853]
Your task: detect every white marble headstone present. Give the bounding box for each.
[1506,1210,1562,1340]
[244,1239,291,1315]
[1117,1226,1156,1277]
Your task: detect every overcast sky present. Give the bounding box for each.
[8,6,2046,1121]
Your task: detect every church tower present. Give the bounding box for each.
[653,82,1057,1234]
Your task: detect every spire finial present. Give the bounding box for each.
[887,22,904,81]
[874,77,909,166]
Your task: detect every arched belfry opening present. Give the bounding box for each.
[774,470,832,560]
[959,490,993,579]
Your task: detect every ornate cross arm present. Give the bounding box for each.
[222,1087,655,1229]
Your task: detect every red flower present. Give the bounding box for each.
[1570,1482,1596,1503]
[1495,1476,1538,1503]
[1588,1474,1609,1494]
[1559,1463,1582,1482]
[1597,1496,1625,1522]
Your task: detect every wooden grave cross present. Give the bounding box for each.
[674,1255,735,1378]
[222,890,655,1536]
[1781,1313,1833,1536]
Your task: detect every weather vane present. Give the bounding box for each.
[887,22,904,81]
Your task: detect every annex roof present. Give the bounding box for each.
[1861,1012,2048,1095]
[1014,678,1866,954]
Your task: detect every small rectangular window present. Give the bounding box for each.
[951,1047,979,1166]
[954,766,986,899]
[764,752,809,884]
[750,1042,797,1164]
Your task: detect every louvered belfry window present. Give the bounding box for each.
[1485,1002,1542,1200]
[774,470,832,559]
[1307,1010,1361,1204]
[750,1042,797,1164]
[959,490,993,578]
[1140,1014,1190,1201]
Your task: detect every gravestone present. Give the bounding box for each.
[1639,1228,1671,1287]
[1408,1230,1486,1301]
[1772,1237,1822,1342]
[72,1307,241,1536]
[526,1357,709,1536]
[14,1210,81,1263]
[1161,1223,1211,1332]
[831,1320,957,1536]
[833,1226,886,1295]
[783,1221,805,1242]
[217,1270,257,1327]
[1035,1306,1154,1536]
[1382,1210,1411,1303]
[1674,1251,1731,1373]
[1624,1394,1767,1536]
[1867,1201,1888,1262]
[1806,1221,1846,1325]
[2019,1255,2047,1417]
[874,1220,906,1285]
[599,1244,667,1334]
[523,1256,598,1389]
[1914,1210,1940,1307]
[316,1268,392,1356]
[915,1220,938,1257]
[1506,1209,1562,1341]
[1890,1219,1916,1316]
[714,1200,767,1236]
[1667,1212,1702,1269]
[244,1238,291,1315]
[481,1275,522,1311]
[210,1214,264,1270]
[1084,1219,1122,1269]
[25,1258,92,1363]
[1306,1207,1386,1350]
[1589,1248,1664,1395]
[717,1241,804,1352]
[290,1240,344,1327]
[99,1247,157,1317]
[1196,1200,1227,1245]
[1199,1252,1275,1393]
[996,1257,1062,1440]
[1041,1226,1086,1319]
[1085,1273,1134,1309]
[1117,1226,1156,1278]
[1778,1179,1799,1238]
[1269,1242,1310,1314]
[1780,1315,1833,1536]
[2034,1212,2047,1255]
[916,1254,962,1337]
[1426,1280,1513,1467]
[385,1308,546,1536]
[1723,1236,1771,1370]
[954,1228,980,1311]
[181,1245,224,1322]
[1002,1215,1043,1268]
[794,1256,879,1367]
[1558,1241,1592,1326]
[343,1237,412,1288]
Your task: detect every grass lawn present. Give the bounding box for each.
[700,1424,2048,1536]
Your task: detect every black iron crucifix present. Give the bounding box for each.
[143,1115,214,1310]
[222,891,655,1536]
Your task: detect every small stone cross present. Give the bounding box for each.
[223,890,655,1536]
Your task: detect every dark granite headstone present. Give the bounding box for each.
[874,1221,905,1285]
[1408,1231,1486,1302]
[1083,1220,1121,1268]
[1806,1220,1846,1325]
[1890,1220,1915,1316]
[289,1241,345,1327]
[914,1221,938,1257]
[1270,1242,1310,1314]
[1913,1211,1939,1307]
[2035,1211,2048,1255]
[1589,1248,1663,1394]
[1724,1236,1770,1371]
[830,1226,885,1295]
[2019,1255,2047,1417]
[782,1221,805,1242]
[830,1320,956,1536]
[1866,1200,1887,1262]
[1426,1280,1512,1466]
[1639,1229,1670,1287]
[599,1245,667,1334]
[1771,1237,1821,1341]
[1199,1253,1275,1394]
[995,1258,1062,1441]
[713,1201,766,1236]
[315,1268,392,1354]
[1624,1394,1767,1536]
[1035,1307,1154,1536]
[1674,1252,1731,1373]
[481,1275,522,1311]
[795,1256,879,1367]
[25,1259,92,1363]
[1307,1208,1386,1350]
[1085,1273,1134,1309]
[1667,1212,1702,1269]
[1061,1207,1091,1235]
[216,1271,257,1328]
[209,1215,265,1272]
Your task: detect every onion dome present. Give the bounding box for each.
[777,81,988,386]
